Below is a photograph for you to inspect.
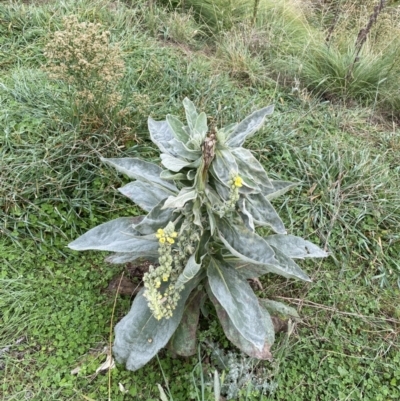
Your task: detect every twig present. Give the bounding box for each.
[275,296,400,324]
[252,0,260,26]
[346,0,387,82]
[325,0,342,46]
[108,272,125,401]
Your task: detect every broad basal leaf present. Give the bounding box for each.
[241,193,286,234]
[162,188,197,209]
[226,105,274,148]
[101,157,177,192]
[217,218,277,266]
[227,246,311,281]
[263,180,299,200]
[231,148,273,189]
[105,253,158,264]
[118,181,174,212]
[168,289,204,357]
[68,217,158,254]
[113,277,201,371]
[207,257,266,350]
[265,235,328,259]
[207,286,274,360]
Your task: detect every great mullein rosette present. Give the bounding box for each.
[68,98,328,371]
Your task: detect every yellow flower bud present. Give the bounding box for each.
[170,231,178,238]
[159,237,166,244]
[167,237,175,244]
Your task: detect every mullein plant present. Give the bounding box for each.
[68,98,328,371]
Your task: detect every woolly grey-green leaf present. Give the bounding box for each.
[265,235,328,259]
[133,203,175,235]
[193,111,208,144]
[207,257,266,350]
[160,170,188,181]
[176,254,202,288]
[208,287,274,360]
[217,218,277,266]
[263,180,299,200]
[226,105,274,147]
[167,114,190,144]
[231,148,273,189]
[160,153,201,172]
[241,193,286,233]
[148,118,200,161]
[68,217,159,254]
[113,277,201,371]
[118,181,173,212]
[105,253,158,264]
[168,289,204,357]
[148,117,174,154]
[183,97,198,134]
[101,157,177,192]
[162,188,197,209]
[211,148,238,186]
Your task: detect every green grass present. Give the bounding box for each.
[1,0,400,400]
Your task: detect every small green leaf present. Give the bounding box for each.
[226,105,274,147]
[265,235,328,259]
[259,299,300,319]
[207,257,266,350]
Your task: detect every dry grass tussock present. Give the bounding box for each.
[43,15,126,128]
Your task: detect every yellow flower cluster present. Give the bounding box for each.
[233,176,243,188]
[156,228,178,244]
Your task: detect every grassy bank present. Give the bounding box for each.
[1,0,399,400]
